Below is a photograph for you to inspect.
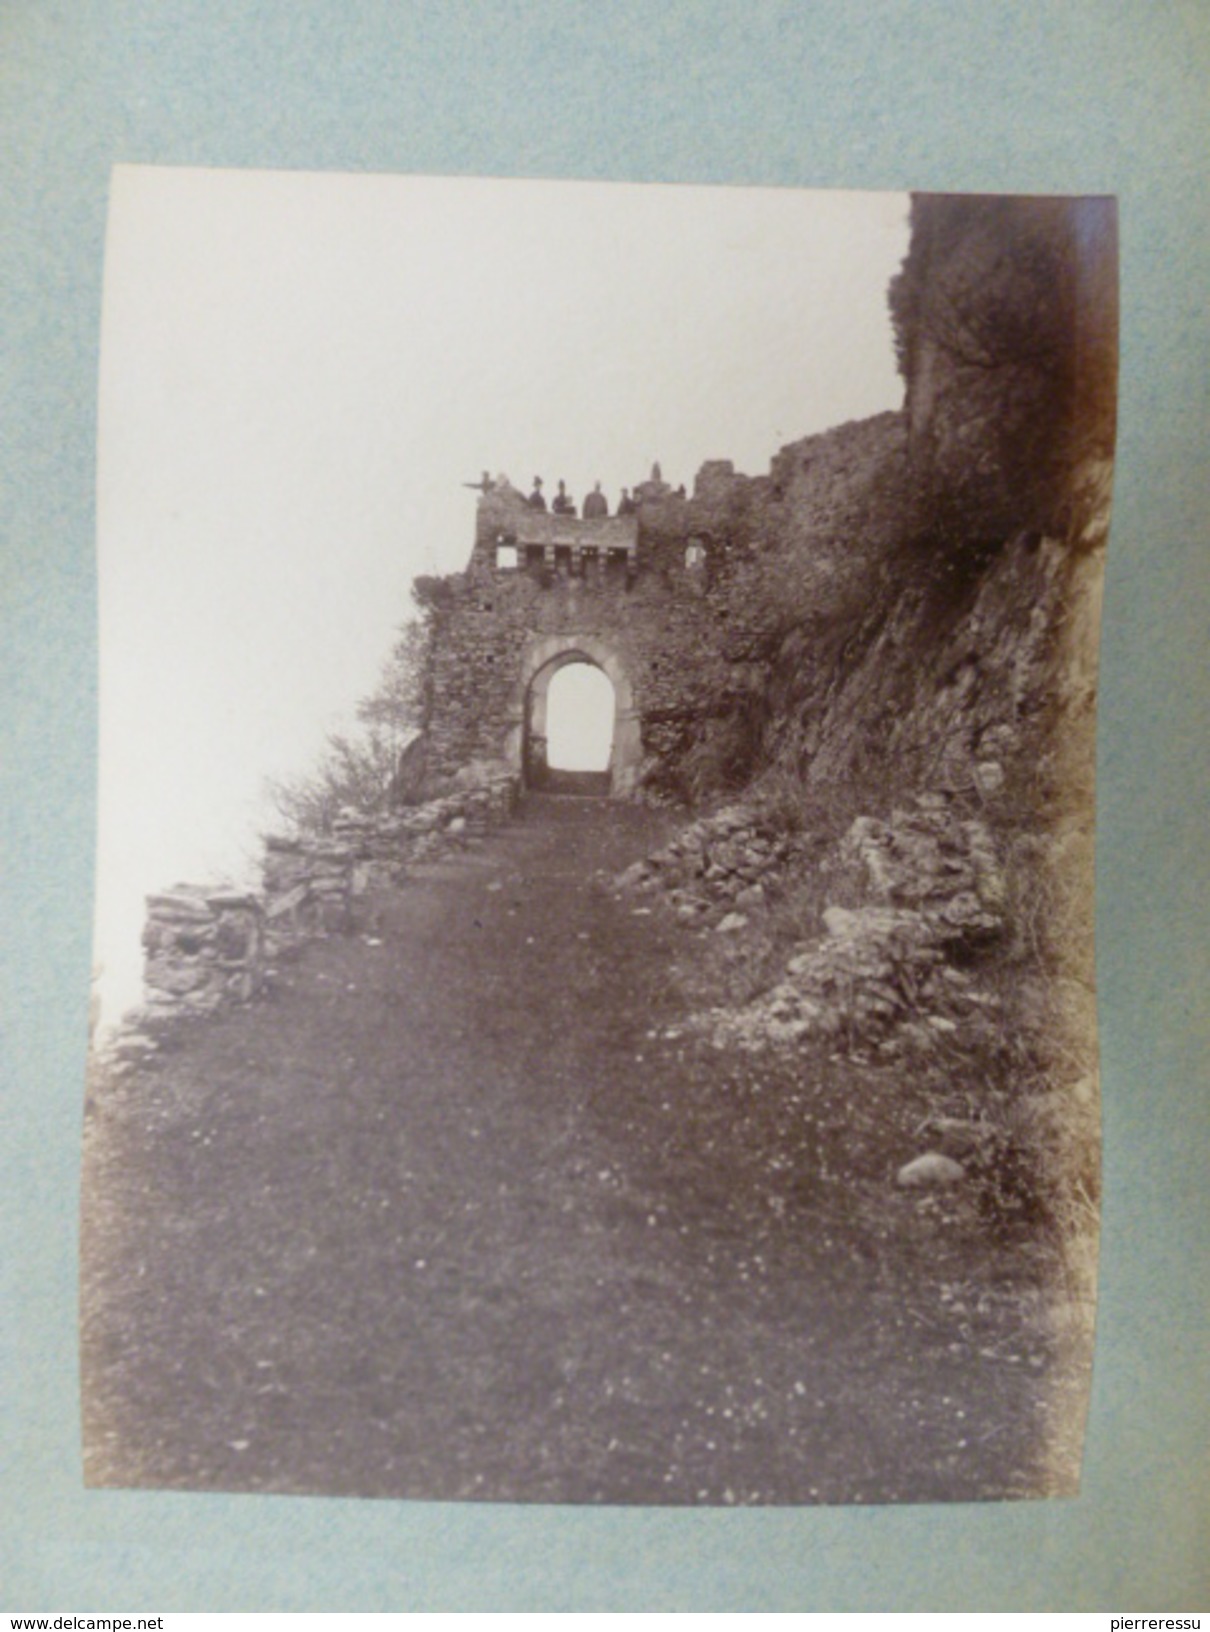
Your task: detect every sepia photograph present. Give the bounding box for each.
[81,170,1117,1506]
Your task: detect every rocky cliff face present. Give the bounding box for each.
[623,196,1114,813]
[715,195,1117,820]
[890,192,1117,544]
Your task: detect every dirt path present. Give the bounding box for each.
[82,795,1060,1505]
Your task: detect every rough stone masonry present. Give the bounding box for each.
[417,458,795,796]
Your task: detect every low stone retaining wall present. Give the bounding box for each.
[142,887,266,1017]
[262,772,519,943]
[135,770,520,1029]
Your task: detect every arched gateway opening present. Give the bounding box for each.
[547,663,615,774]
[511,635,642,796]
[525,654,614,794]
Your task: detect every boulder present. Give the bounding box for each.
[391,732,429,805]
[974,760,1005,795]
[896,1152,966,1187]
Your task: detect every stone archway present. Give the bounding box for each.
[507,634,642,795]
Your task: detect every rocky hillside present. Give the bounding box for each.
[617,194,1116,1295]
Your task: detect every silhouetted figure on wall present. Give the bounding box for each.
[552,479,577,516]
[634,461,672,503]
[582,481,608,519]
[617,488,636,516]
[527,476,547,511]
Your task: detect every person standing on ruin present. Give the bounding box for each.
[635,461,671,503]
[582,480,608,519]
[617,487,636,516]
[527,476,547,510]
[552,479,576,516]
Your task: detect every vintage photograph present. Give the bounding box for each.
[82,171,1116,1505]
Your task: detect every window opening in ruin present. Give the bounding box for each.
[545,662,615,774]
[495,544,518,570]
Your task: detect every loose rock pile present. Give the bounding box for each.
[708,898,1003,1056]
[616,804,799,928]
[840,796,1005,927]
[619,792,1008,1059]
[715,798,1006,1054]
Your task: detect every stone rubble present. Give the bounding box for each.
[618,792,1007,1058]
[840,801,1005,925]
[615,803,800,927]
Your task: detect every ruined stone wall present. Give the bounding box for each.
[261,771,519,941]
[142,887,266,1018]
[124,770,519,1039]
[401,199,1112,821]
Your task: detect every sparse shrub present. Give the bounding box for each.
[676,700,766,803]
[750,755,882,852]
[749,760,809,836]
[355,618,430,742]
[265,727,401,837]
[265,615,433,838]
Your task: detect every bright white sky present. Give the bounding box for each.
[547,665,616,772]
[94,167,909,1032]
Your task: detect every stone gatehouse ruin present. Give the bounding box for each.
[417,456,790,799]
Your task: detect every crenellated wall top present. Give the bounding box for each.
[474,488,638,553]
